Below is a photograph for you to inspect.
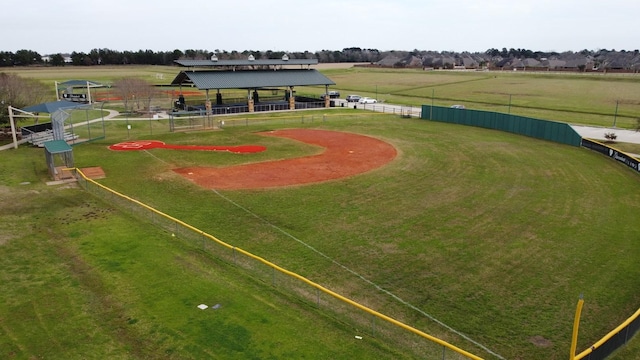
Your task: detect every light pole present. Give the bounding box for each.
[612,100,619,128]
[430,89,434,120]
[508,94,512,114]
[126,100,130,139]
[375,85,378,101]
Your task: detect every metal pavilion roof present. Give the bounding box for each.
[58,80,103,88]
[170,69,335,90]
[175,59,318,68]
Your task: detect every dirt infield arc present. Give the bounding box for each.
[173,129,398,190]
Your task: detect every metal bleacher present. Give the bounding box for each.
[24,129,79,147]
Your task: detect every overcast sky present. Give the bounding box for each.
[4,0,638,55]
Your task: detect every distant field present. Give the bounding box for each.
[1,65,178,85]
[5,64,640,129]
[315,67,640,128]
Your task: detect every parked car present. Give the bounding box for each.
[346,94,361,102]
[321,90,340,99]
[450,104,465,109]
[358,97,377,104]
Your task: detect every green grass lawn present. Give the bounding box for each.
[12,112,631,359]
[0,139,410,359]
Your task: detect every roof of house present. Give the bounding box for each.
[522,58,542,67]
[170,69,335,90]
[375,55,402,67]
[543,59,566,68]
[461,57,479,67]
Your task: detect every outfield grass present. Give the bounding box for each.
[33,112,635,359]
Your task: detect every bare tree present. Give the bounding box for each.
[137,81,159,113]
[0,73,49,126]
[112,78,155,113]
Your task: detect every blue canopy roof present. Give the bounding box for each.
[22,100,90,114]
[58,80,103,88]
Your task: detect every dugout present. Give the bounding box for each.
[170,56,336,114]
[43,139,74,180]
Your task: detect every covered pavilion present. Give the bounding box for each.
[170,56,336,114]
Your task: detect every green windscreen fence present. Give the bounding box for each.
[421,105,582,146]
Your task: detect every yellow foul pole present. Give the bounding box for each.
[570,296,585,360]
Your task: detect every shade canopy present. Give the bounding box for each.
[57,79,103,88]
[22,100,90,114]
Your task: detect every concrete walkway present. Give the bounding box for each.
[570,125,640,144]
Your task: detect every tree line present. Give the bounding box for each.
[3,47,638,68]
[0,47,384,67]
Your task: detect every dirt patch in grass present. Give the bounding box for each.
[530,335,553,348]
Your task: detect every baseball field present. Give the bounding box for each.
[1,66,640,359]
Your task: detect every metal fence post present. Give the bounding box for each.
[371,314,376,337]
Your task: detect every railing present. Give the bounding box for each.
[581,138,640,174]
[334,100,423,118]
[74,168,484,360]
[574,307,640,360]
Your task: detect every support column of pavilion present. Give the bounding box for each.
[247,89,254,112]
[288,86,295,110]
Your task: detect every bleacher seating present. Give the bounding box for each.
[26,129,79,147]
